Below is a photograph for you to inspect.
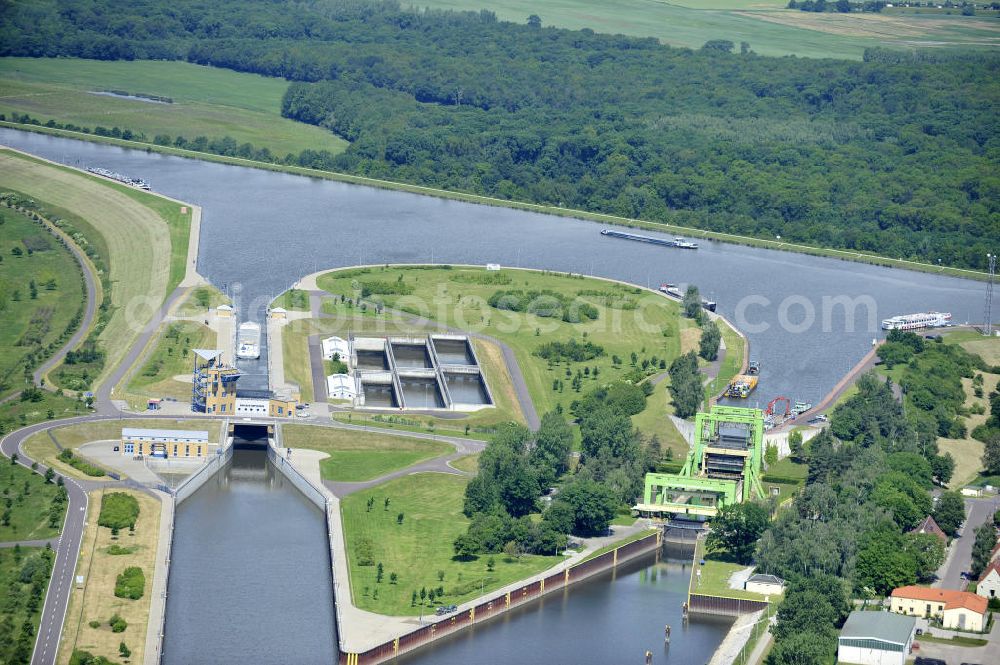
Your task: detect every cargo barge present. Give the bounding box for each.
[601,229,698,249]
[236,322,261,360]
[86,166,151,190]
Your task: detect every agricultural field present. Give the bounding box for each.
[281,424,451,482]
[0,150,192,389]
[59,490,161,665]
[0,202,83,398]
[340,473,559,615]
[421,0,999,58]
[0,58,348,157]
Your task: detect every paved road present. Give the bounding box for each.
[1,416,102,665]
[914,617,1000,664]
[936,496,1000,589]
[0,538,58,549]
[32,216,99,388]
[94,285,188,415]
[321,422,485,497]
[308,332,329,402]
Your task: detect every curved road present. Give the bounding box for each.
[31,215,100,389]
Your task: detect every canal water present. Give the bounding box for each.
[0,128,987,403]
[396,551,732,665]
[0,129,987,663]
[163,447,336,665]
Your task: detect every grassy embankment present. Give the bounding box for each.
[281,424,451,482]
[0,149,193,391]
[314,266,740,456]
[0,202,83,397]
[1,119,988,284]
[421,0,999,58]
[59,489,160,665]
[126,321,216,402]
[23,419,222,481]
[174,284,229,318]
[0,547,54,663]
[341,472,560,615]
[0,57,348,157]
[0,461,67,542]
[691,537,768,602]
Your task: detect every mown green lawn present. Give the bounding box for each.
[0,462,65,542]
[282,424,451,482]
[0,58,348,157]
[341,473,560,615]
[0,204,83,398]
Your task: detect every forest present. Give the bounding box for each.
[1,0,998,269]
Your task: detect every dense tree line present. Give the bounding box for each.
[457,381,658,557]
[755,351,998,663]
[1,0,997,269]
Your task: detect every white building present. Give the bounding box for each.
[327,374,358,400]
[837,611,914,665]
[322,336,351,362]
[744,573,785,596]
[977,561,1000,600]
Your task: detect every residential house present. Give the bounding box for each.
[889,586,988,632]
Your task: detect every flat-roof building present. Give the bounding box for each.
[121,428,212,459]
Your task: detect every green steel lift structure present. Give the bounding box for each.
[634,405,765,518]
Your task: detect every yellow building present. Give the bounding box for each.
[121,428,213,459]
[889,586,988,632]
[193,349,239,415]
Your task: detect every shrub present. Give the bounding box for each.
[106,544,137,556]
[70,650,121,665]
[57,449,106,477]
[98,493,139,530]
[534,339,605,363]
[108,613,127,633]
[114,567,145,600]
[88,620,100,629]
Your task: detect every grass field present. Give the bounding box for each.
[0,462,66,542]
[0,58,348,157]
[0,203,84,398]
[0,392,89,446]
[0,547,53,663]
[281,424,451,482]
[127,321,216,401]
[692,539,768,601]
[341,472,560,615]
[450,454,480,473]
[420,0,999,58]
[174,285,228,318]
[59,489,160,665]
[315,266,697,436]
[0,150,193,389]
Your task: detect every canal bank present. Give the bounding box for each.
[268,434,716,664]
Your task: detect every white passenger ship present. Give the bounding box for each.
[880,311,951,331]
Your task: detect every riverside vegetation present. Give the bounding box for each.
[754,331,1000,664]
[1,0,996,269]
